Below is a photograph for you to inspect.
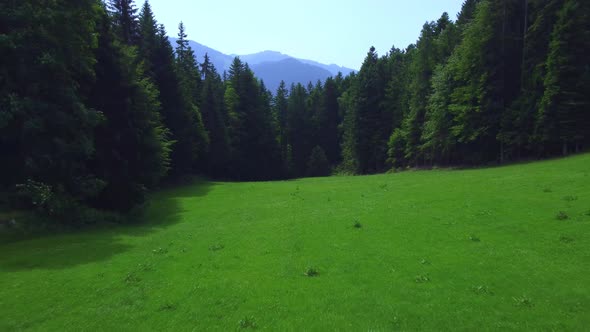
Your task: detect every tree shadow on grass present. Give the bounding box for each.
[0,180,216,271]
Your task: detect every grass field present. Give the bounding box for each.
[1,154,589,331]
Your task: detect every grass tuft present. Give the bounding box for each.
[209,243,225,251]
[158,303,177,311]
[562,195,578,202]
[415,274,430,283]
[556,211,569,220]
[513,295,533,307]
[559,235,574,243]
[152,248,168,255]
[239,316,257,329]
[124,272,141,284]
[353,219,362,228]
[304,267,319,277]
[472,285,493,295]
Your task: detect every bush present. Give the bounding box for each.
[14,179,125,227]
[306,146,331,177]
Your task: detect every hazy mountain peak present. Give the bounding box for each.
[169,37,356,92]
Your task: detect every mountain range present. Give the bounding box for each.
[169,38,356,93]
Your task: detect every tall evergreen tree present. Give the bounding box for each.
[512,0,564,156]
[107,0,140,45]
[286,83,312,176]
[0,0,102,205]
[537,0,590,154]
[319,77,341,164]
[273,81,291,174]
[138,4,207,176]
[354,47,389,173]
[402,22,438,165]
[225,58,281,180]
[88,5,171,210]
[200,54,231,175]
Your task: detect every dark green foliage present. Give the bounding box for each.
[319,78,341,164]
[0,0,103,207]
[200,54,231,176]
[306,146,331,177]
[138,5,208,176]
[285,83,313,177]
[88,6,171,210]
[1,0,588,225]
[107,0,139,45]
[273,81,291,175]
[225,58,281,180]
[353,47,389,173]
[538,0,590,155]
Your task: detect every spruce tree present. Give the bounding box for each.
[200,54,231,175]
[538,0,590,154]
[108,0,140,45]
[138,4,207,176]
[0,0,103,206]
[88,5,171,210]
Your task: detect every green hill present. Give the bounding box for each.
[1,154,589,330]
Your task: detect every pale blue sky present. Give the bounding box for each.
[147,0,464,69]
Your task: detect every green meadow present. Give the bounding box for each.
[1,154,589,331]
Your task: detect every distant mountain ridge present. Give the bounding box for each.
[169,37,356,92]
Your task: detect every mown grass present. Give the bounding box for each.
[1,154,589,330]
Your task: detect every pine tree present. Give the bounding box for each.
[421,64,456,164]
[108,0,140,45]
[319,77,341,164]
[514,0,564,156]
[273,81,290,174]
[0,0,103,206]
[286,83,312,176]
[225,58,281,180]
[354,46,389,173]
[138,4,207,176]
[538,0,590,154]
[403,22,438,165]
[306,146,331,177]
[88,5,171,210]
[175,21,202,106]
[200,53,231,175]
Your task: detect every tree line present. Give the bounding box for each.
[1,0,588,223]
